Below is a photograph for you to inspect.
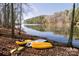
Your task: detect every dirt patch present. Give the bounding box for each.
[0,36,79,56]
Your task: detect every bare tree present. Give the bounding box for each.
[19,3,22,35]
[3,3,7,27]
[6,3,10,28]
[68,3,75,47]
[11,3,15,38]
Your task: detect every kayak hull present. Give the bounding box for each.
[16,40,32,45]
[31,42,53,49]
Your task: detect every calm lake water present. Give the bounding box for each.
[21,24,79,48]
[25,24,69,37]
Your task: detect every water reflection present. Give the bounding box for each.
[25,24,69,37]
[22,24,79,48]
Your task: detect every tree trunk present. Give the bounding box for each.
[11,3,15,38]
[6,3,10,28]
[0,13,2,26]
[19,3,22,35]
[68,3,75,47]
[3,3,7,27]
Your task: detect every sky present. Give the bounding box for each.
[23,3,73,19]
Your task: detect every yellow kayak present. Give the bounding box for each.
[31,42,53,49]
[10,47,25,53]
[16,39,32,45]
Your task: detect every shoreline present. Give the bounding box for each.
[0,27,79,56]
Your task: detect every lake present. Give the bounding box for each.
[21,24,79,48]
